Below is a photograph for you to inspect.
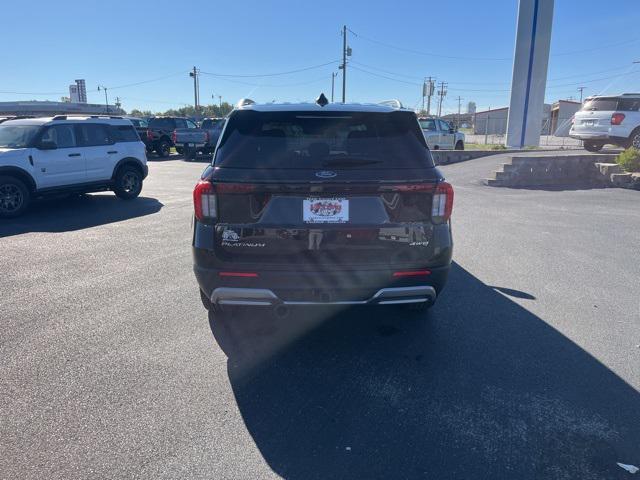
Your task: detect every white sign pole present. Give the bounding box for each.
[506,0,554,148]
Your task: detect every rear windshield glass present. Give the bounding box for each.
[202,119,224,129]
[111,125,141,142]
[214,110,432,169]
[581,98,618,111]
[148,118,174,129]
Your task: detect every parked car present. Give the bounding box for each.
[192,97,454,316]
[172,117,225,160]
[569,93,640,152]
[145,116,198,157]
[0,115,148,217]
[418,117,465,150]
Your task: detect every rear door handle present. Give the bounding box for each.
[107,151,118,154]
[68,153,81,157]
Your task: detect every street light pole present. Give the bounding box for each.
[331,72,337,102]
[341,25,347,103]
[98,85,109,113]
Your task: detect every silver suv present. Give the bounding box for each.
[570,93,640,152]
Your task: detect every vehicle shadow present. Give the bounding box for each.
[0,194,163,238]
[209,262,639,479]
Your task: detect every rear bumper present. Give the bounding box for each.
[193,261,450,306]
[209,285,436,306]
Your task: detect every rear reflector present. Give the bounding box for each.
[393,270,431,277]
[219,272,259,278]
[193,180,216,221]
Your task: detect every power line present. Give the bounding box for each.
[349,64,421,86]
[200,60,339,78]
[347,27,511,61]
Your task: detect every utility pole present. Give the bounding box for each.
[331,72,338,102]
[436,81,447,117]
[97,85,109,113]
[115,96,121,111]
[218,95,222,108]
[577,86,585,103]
[456,96,463,127]
[425,77,434,115]
[339,26,351,103]
[189,66,200,115]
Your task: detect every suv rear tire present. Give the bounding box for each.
[156,139,171,157]
[0,175,30,218]
[454,141,464,150]
[627,129,640,149]
[584,141,604,152]
[113,167,143,200]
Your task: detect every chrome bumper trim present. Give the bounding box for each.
[209,286,436,306]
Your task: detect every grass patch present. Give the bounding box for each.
[616,148,640,172]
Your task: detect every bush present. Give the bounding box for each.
[616,148,640,172]
[491,144,507,151]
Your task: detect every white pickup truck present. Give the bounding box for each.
[418,117,465,150]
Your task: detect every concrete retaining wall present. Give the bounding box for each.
[432,149,521,166]
[483,154,620,188]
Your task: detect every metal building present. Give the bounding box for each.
[0,100,124,117]
[474,104,555,135]
[549,100,582,136]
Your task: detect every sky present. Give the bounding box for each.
[1,0,640,114]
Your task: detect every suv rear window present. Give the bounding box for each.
[214,110,432,169]
[148,118,174,129]
[111,124,140,142]
[202,119,224,129]
[582,98,619,111]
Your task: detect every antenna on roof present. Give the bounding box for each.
[378,99,403,109]
[316,93,329,107]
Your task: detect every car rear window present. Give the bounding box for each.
[582,98,618,111]
[214,110,433,169]
[202,119,224,129]
[149,118,174,129]
[111,124,141,142]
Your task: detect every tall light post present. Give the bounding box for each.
[97,85,109,113]
[331,72,338,102]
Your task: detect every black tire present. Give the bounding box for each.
[454,141,464,150]
[156,139,171,157]
[0,175,30,218]
[626,129,640,149]
[584,141,604,153]
[184,145,197,161]
[175,147,184,155]
[113,167,143,200]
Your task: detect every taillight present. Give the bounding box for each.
[205,131,210,144]
[146,129,153,141]
[193,180,216,221]
[171,129,177,144]
[431,181,454,223]
[611,113,625,125]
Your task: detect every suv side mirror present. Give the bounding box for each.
[37,140,58,150]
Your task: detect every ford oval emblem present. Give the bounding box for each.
[315,170,337,179]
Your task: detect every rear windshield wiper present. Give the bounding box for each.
[322,158,382,167]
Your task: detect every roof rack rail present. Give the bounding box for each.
[51,114,124,120]
[236,98,256,108]
[378,99,404,109]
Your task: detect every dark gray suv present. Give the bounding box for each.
[192,98,454,316]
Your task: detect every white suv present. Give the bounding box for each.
[0,115,148,217]
[570,93,640,152]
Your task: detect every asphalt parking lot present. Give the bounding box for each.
[1,153,639,479]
